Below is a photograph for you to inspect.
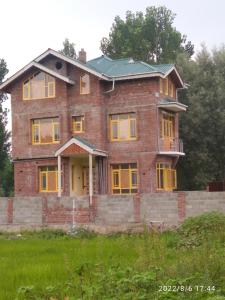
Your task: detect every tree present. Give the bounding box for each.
[100,6,194,63]
[59,38,77,59]
[0,58,13,196]
[177,46,225,190]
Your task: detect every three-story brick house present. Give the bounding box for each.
[0,49,186,201]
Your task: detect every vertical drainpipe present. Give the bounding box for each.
[57,155,61,197]
[89,153,93,205]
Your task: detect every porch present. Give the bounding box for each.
[55,137,108,204]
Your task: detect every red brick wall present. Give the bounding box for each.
[9,57,180,196]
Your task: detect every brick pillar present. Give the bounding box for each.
[177,192,186,223]
[7,199,13,224]
[133,194,141,223]
[89,196,97,223]
[42,196,48,225]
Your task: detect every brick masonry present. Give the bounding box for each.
[0,191,225,231]
[8,54,179,196]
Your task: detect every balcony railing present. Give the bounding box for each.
[158,138,184,154]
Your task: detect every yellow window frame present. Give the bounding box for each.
[32,119,60,145]
[110,114,137,141]
[164,78,169,95]
[111,164,138,194]
[23,72,55,100]
[156,163,177,191]
[161,113,175,139]
[159,78,163,93]
[72,116,84,133]
[39,169,58,192]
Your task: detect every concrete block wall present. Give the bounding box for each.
[0,192,225,230]
[185,191,225,218]
[95,195,135,224]
[141,193,179,225]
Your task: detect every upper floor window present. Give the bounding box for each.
[111,163,138,194]
[72,116,85,133]
[156,163,177,191]
[110,113,136,141]
[80,74,90,95]
[32,117,59,145]
[160,112,175,139]
[23,72,55,100]
[159,77,176,99]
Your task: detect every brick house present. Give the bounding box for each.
[0,49,186,202]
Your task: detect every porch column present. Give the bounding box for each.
[89,153,93,205]
[58,155,61,197]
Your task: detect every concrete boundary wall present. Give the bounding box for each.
[0,192,225,231]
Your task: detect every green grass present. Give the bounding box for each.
[0,213,225,300]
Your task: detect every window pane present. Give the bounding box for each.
[33,126,39,143]
[53,124,60,141]
[120,169,129,188]
[130,119,136,138]
[41,173,47,191]
[131,171,137,187]
[113,171,119,187]
[30,72,45,99]
[121,164,129,169]
[48,171,57,191]
[112,122,118,139]
[40,119,53,143]
[119,119,129,140]
[48,82,55,97]
[80,74,90,94]
[23,82,29,99]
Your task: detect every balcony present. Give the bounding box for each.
[158,138,185,156]
[158,99,187,112]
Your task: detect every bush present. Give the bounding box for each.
[177,212,225,248]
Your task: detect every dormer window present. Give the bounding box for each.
[80,74,90,95]
[23,72,55,100]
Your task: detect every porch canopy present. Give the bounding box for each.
[55,136,107,203]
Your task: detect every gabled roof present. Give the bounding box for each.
[0,48,184,92]
[0,60,75,92]
[55,136,108,157]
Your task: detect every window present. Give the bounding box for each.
[32,118,59,144]
[160,112,175,139]
[110,113,136,141]
[23,72,55,100]
[80,74,90,94]
[72,116,85,133]
[164,78,169,95]
[159,78,163,93]
[111,163,138,194]
[156,163,177,191]
[39,166,59,192]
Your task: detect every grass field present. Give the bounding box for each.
[0,213,225,300]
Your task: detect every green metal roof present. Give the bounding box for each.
[73,136,96,150]
[87,56,174,77]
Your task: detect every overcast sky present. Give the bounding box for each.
[2,0,225,129]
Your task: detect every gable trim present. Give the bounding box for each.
[55,137,108,157]
[0,61,75,91]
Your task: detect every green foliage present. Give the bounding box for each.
[59,38,77,59]
[177,212,225,248]
[177,45,225,189]
[0,214,225,299]
[0,58,13,196]
[100,6,194,63]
